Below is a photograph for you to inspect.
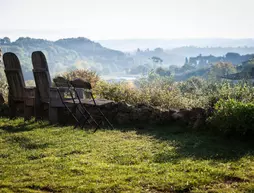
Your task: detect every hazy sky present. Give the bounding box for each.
[1,0,254,41]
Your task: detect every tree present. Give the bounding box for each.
[154,47,163,53]
[151,56,163,64]
[208,62,236,80]
[0,37,11,44]
[225,52,241,64]
[155,67,171,76]
[129,65,149,75]
[185,57,189,65]
[180,62,193,72]
[225,52,240,60]
[3,37,11,44]
[149,56,163,69]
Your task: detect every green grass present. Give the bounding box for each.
[0,118,253,193]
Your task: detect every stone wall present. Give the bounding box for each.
[85,101,207,128]
[0,99,207,129]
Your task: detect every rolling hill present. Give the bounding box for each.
[0,37,134,80]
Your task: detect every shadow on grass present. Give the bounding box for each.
[113,123,254,162]
[0,118,51,133]
[6,135,50,150]
[1,117,253,162]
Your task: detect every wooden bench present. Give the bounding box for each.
[32,51,84,123]
[3,52,35,120]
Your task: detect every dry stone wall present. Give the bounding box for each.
[84,101,207,128]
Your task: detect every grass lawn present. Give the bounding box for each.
[0,118,253,193]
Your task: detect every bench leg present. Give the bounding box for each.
[24,105,33,121]
[34,89,45,121]
[8,96,17,119]
[49,106,58,124]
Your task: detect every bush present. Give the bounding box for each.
[60,69,100,87]
[94,76,201,109]
[0,69,8,102]
[207,99,254,137]
[179,76,206,94]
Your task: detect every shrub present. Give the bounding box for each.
[179,76,206,94]
[0,69,8,102]
[60,69,100,87]
[94,81,142,104]
[207,99,254,137]
[94,78,200,109]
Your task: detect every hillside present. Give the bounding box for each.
[2,37,254,81]
[0,37,134,80]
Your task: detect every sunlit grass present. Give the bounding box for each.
[0,118,253,192]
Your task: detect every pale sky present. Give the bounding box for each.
[1,0,254,41]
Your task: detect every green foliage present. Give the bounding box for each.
[94,81,143,104]
[179,76,206,94]
[241,58,254,72]
[93,73,254,111]
[143,70,174,87]
[205,81,254,104]
[94,74,202,109]
[1,37,133,80]
[1,64,254,139]
[174,67,210,81]
[208,99,254,137]
[208,62,237,80]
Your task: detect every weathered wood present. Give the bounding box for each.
[8,95,16,118]
[32,51,52,120]
[49,106,58,124]
[32,51,85,123]
[3,52,35,120]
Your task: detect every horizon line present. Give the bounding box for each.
[2,36,254,42]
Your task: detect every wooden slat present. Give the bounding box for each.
[32,51,52,103]
[50,98,114,108]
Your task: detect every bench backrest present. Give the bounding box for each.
[32,51,52,102]
[3,52,25,101]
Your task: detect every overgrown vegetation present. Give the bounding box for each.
[208,99,254,137]
[1,67,254,137]
[0,66,7,101]
[61,69,100,87]
[0,118,253,192]
[46,68,254,137]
